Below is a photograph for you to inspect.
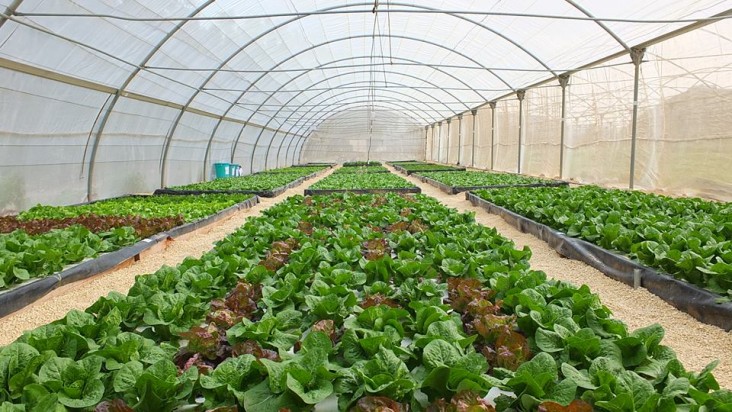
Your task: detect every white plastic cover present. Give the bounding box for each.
[0,1,731,211]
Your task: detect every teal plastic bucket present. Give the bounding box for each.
[214,163,230,179]
[229,163,241,177]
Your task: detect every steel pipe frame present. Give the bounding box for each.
[252,53,492,170]
[208,74,448,175]
[516,90,526,174]
[470,109,478,167]
[558,74,570,179]
[270,84,441,168]
[445,117,452,163]
[286,100,427,166]
[3,1,720,195]
[424,125,430,160]
[489,102,497,170]
[432,124,437,162]
[8,1,562,188]
[629,47,646,189]
[277,88,438,167]
[240,67,471,174]
[278,89,437,164]
[269,74,471,167]
[0,1,650,191]
[271,89,436,169]
[202,53,484,177]
[86,1,215,197]
[283,98,432,167]
[158,0,570,183]
[457,114,463,165]
[224,34,508,173]
[0,0,23,30]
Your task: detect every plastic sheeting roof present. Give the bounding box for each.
[0,0,730,136]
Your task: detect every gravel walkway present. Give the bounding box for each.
[0,167,337,346]
[389,165,732,389]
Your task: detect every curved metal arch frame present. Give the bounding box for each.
[564,0,629,51]
[282,89,439,167]
[284,98,425,167]
[214,81,440,174]
[85,0,215,199]
[200,53,487,177]
[290,100,426,166]
[239,67,467,173]
[2,1,633,190]
[217,32,508,167]
[276,99,429,168]
[256,86,436,169]
[268,84,442,168]
[157,0,571,185]
[219,34,506,173]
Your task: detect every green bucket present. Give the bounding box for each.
[214,163,231,179]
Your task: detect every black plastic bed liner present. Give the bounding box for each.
[466,191,732,331]
[413,174,569,194]
[0,196,259,318]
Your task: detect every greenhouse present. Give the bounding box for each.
[0,1,731,411]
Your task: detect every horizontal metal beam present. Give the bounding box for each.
[17,8,731,24]
[0,56,288,133]
[457,7,732,118]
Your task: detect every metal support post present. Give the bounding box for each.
[489,102,497,170]
[516,89,526,174]
[445,118,452,164]
[456,114,463,165]
[470,109,478,168]
[437,122,443,163]
[629,47,645,189]
[424,125,430,161]
[558,74,570,179]
[430,123,437,162]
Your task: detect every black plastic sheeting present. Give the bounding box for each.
[391,164,467,176]
[414,174,569,195]
[304,187,421,196]
[0,196,259,318]
[466,192,732,331]
[153,168,328,198]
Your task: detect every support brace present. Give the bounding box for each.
[558,74,570,179]
[470,109,478,167]
[436,122,443,163]
[516,90,526,174]
[629,47,645,189]
[456,114,463,165]
[445,118,452,164]
[489,102,497,170]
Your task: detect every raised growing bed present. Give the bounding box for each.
[415,174,568,195]
[391,163,466,175]
[304,187,421,195]
[1,193,726,411]
[156,168,328,198]
[342,160,382,167]
[292,162,336,168]
[466,191,732,331]
[306,172,420,195]
[332,165,390,174]
[0,195,258,318]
